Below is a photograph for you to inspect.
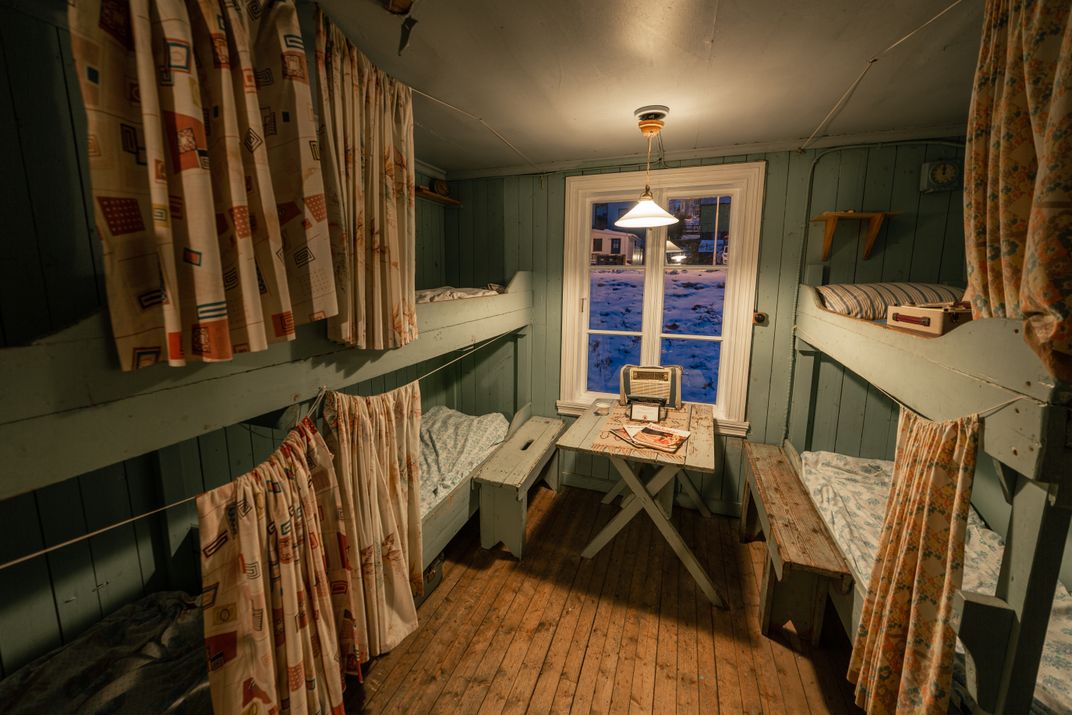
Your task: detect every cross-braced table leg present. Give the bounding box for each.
[601,479,627,505]
[582,464,679,559]
[678,472,713,518]
[582,457,726,608]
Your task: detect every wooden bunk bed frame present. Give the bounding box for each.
[779,266,1072,714]
[0,271,534,502]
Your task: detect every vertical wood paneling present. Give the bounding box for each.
[36,481,100,641]
[0,9,100,334]
[79,464,143,616]
[446,140,965,514]
[0,494,59,675]
[0,30,50,346]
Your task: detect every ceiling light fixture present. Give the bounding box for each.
[615,105,679,229]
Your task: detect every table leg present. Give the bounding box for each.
[614,458,726,608]
[601,479,627,505]
[580,463,679,559]
[678,472,713,518]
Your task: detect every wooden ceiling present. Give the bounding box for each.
[318,0,982,176]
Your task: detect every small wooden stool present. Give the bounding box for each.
[474,416,563,558]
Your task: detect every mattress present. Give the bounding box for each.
[419,405,509,517]
[800,450,1072,715]
[415,285,502,303]
[0,591,209,714]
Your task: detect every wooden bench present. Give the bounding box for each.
[740,441,853,645]
[474,416,564,558]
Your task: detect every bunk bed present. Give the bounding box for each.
[766,268,1072,713]
[0,271,534,502]
[0,402,549,715]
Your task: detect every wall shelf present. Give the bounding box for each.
[811,210,896,261]
[416,186,462,207]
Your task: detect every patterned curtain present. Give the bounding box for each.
[68,0,337,371]
[315,9,418,349]
[848,408,980,714]
[197,419,347,715]
[964,0,1072,384]
[323,382,423,665]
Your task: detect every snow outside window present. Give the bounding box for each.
[558,163,765,436]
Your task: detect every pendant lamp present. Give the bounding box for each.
[615,105,679,229]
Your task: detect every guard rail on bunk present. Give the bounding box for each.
[0,271,534,501]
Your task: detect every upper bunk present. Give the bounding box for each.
[0,271,534,501]
[794,277,1071,487]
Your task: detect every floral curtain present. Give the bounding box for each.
[315,9,418,350]
[964,0,1072,384]
[848,408,980,714]
[323,382,423,664]
[68,0,337,371]
[197,419,347,715]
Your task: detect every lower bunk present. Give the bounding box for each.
[742,442,1072,714]
[0,404,550,714]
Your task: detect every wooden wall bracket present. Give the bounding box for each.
[811,210,896,261]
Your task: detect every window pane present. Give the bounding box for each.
[589,268,643,331]
[591,202,645,266]
[661,338,720,404]
[662,268,725,337]
[663,196,729,337]
[587,334,641,394]
[665,196,730,267]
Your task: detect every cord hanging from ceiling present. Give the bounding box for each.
[798,0,966,151]
[411,87,538,168]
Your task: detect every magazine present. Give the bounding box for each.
[611,424,691,453]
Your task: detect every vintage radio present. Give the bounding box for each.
[886,301,972,336]
[618,365,682,410]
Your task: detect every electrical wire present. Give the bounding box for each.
[412,87,537,169]
[798,0,965,151]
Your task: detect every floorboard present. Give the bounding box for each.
[354,485,862,714]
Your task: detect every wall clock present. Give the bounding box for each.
[920,160,962,192]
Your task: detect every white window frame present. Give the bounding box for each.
[557,162,766,437]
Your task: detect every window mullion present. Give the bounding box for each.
[640,187,668,365]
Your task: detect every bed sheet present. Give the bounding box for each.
[0,591,209,714]
[420,405,509,517]
[415,286,502,303]
[800,450,1072,715]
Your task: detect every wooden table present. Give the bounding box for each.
[556,402,726,608]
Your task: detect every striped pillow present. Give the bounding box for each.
[815,282,964,320]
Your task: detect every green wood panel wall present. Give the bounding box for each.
[0,1,469,677]
[445,142,966,515]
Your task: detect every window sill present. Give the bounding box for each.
[555,399,750,437]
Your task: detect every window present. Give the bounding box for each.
[558,163,765,436]
[593,238,603,252]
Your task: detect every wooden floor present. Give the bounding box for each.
[349,485,862,714]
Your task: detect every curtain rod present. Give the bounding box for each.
[0,329,521,573]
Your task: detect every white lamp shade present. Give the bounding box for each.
[614,197,679,228]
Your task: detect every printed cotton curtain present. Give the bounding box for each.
[69,0,337,371]
[848,408,980,714]
[324,382,423,661]
[315,9,418,350]
[197,419,348,715]
[964,0,1072,384]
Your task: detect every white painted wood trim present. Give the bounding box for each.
[560,164,766,427]
[0,273,535,500]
